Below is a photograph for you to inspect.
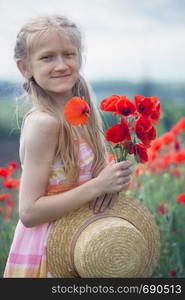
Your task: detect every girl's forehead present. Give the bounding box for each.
[30,29,77,54]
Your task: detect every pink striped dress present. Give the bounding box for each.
[3,138,95,277]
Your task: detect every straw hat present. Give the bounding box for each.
[47,194,160,278]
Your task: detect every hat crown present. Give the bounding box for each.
[47,195,160,278]
[74,217,149,277]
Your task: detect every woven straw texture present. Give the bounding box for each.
[47,194,160,278]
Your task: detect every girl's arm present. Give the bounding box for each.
[19,111,132,228]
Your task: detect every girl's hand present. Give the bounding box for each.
[95,160,133,195]
[89,160,133,213]
[89,192,119,213]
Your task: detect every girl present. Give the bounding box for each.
[4,14,133,277]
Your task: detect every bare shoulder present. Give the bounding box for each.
[24,110,60,135]
[22,111,60,165]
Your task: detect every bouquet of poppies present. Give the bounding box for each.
[64,94,161,164]
[99,94,161,163]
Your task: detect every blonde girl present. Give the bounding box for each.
[4,14,133,277]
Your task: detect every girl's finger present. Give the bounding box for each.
[118,160,133,169]
[94,194,106,213]
[121,181,131,191]
[123,176,131,184]
[89,198,96,210]
[122,168,132,177]
[99,193,113,212]
[108,193,119,209]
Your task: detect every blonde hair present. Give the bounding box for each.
[15,14,109,184]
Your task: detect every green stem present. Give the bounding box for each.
[119,143,124,161]
[123,149,128,160]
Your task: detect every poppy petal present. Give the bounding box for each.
[64,97,90,125]
[106,124,126,143]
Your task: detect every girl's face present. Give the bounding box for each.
[29,30,81,100]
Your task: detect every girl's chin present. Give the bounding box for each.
[47,88,73,97]
[50,83,75,93]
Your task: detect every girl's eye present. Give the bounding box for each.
[65,52,76,57]
[40,55,53,60]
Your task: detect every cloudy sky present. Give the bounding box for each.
[0,0,185,83]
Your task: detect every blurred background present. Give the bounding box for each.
[0,0,185,278]
[0,0,185,165]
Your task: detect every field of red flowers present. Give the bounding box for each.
[0,113,185,277]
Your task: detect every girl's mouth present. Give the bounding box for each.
[52,74,71,78]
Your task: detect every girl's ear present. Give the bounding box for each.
[16,59,32,79]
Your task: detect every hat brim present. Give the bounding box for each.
[47,194,160,277]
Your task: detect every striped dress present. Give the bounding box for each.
[3,138,95,277]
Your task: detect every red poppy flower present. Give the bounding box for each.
[157,202,168,215]
[147,148,158,161]
[135,165,144,177]
[170,168,181,177]
[64,96,90,125]
[0,193,10,201]
[169,269,177,277]
[4,161,19,177]
[5,197,14,209]
[160,132,174,145]
[106,118,131,143]
[162,153,173,168]
[115,96,136,117]
[150,139,163,152]
[149,100,161,124]
[0,168,10,178]
[100,95,120,112]
[176,193,185,204]
[135,95,153,115]
[0,206,4,215]
[122,139,134,154]
[7,161,18,171]
[3,178,20,189]
[7,161,17,169]
[133,143,148,163]
[1,197,14,220]
[134,95,160,123]
[171,117,185,135]
[173,138,181,151]
[173,149,185,164]
[135,115,156,147]
[127,179,132,189]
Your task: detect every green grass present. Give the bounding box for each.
[0,97,31,137]
[130,167,185,278]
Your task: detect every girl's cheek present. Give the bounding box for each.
[40,64,53,72]
[73,62,81,72]
[70,57,80,68]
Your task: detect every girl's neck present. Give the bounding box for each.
[48,90,73,112]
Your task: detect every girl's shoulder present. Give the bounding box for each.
[22,108,60,135]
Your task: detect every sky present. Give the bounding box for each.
[0,0,185,83]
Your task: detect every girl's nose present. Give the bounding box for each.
[54,56,68,71]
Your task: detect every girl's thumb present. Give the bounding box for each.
[119,160,133,168]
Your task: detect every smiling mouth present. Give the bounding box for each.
[52,74,71,78]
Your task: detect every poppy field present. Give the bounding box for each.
[0,97,185,278]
